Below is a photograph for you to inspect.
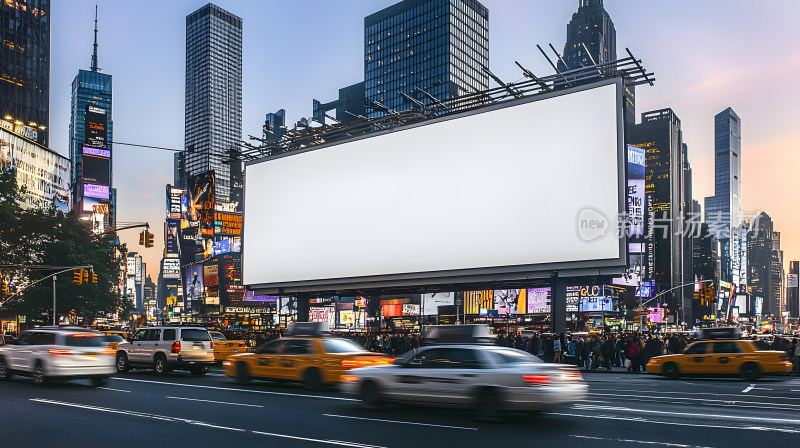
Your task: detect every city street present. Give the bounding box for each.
[1,367,799,447]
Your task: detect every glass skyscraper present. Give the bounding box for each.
[364,0,489,118]
[559,0,616,71]
[704,107,742,285]
[184,3,242,203]
[1,0,50,146]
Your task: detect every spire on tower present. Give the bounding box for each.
[91,5,100,72]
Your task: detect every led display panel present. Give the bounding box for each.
[243,80,624,290]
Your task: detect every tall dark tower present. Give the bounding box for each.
[559,0,616,70]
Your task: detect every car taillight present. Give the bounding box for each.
[341,358,392,368]
[210,342,215,349]
[171,341,181,354]
[779,356,790,362]
[48,349,73,356]
[522,374,550,385]
[102,348,116,356]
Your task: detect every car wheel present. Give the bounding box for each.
[0,357,11,381]
[304,368,323,391]
[740,363,760,381]
[116,353,130,373]
[91,377,108,387]
[360,380,383,410]
[662,362,680,379]
[153,355,169,376]
[236,363,251,384]
[32,362,47,385]
[474,387,504,422]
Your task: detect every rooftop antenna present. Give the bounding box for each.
[90,5,100,72]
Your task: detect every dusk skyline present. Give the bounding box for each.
[47,0,800,274]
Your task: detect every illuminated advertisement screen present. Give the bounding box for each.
[580,297,614,312]
[162,258,180,279]
[244,80,625,290]
[165,219,179,256]
[168,187,186,220]
[215,212,242,236]
[83,183,109,200]
[184,264,204,303]
[527,287,551,314]
[82,155,110,186]
[188,171,215,238]
[626,145,645,237]
[84,106,107,149]
[493,289,519,314]
[83,146,110,158]
[203,264,219,287]
[566,286,580,312]
[421,292,454,315]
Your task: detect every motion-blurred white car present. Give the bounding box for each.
[0,327,116,386]
[340,345,587,420]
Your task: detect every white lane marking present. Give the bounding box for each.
[30,399,384,448]
[251,431,384,448]
[323,413,478,431]
[585,394,800,413]
[98,387,130,393]
[573,404,800,425]
[590,387,800,401]
[570,434,712,448]
[588,392,800,409]
[205,373,226,377]
[166,396,263,408]
[742,384,756,393]
[548,411,800,433]
[111,377,357,401]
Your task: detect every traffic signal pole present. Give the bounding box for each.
[0,265,94,325]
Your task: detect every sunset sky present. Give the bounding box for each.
[48,0,800,278]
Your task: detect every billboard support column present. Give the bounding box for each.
[296,293,311,323]
[552,274,567,334]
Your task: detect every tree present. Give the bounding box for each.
[0,167,129,324]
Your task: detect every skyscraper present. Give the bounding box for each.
[747,212,775,315]
[630,109,690,322]
[559,0,616,71]
[787,261,799,318]
[68,8,114,233]
[184,3,242,203]
[0,0,50,146]
[704,108,742,285]
[364,0,489,118]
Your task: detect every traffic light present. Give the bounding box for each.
[139,231,146,246]
[694,288,700,301]
[73,269,83,285]
[1,280,8,297]
[91,272,98,284]
[82,269,89,285]
[145,231,154,248]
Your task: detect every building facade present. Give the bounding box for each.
[558,0,616,71]
[184,3,242,203]
[787,261,799,318]
[0,0,50,146]
[630,109,690,323]
[364,0,489,118]
[747,212,776,315]
[704,108,742,285]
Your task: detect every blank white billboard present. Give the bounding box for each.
[244,80,624,290]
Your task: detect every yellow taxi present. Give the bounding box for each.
[222,326,394,390]
[100,330,127,350]
[647,329,792,380]
[209,331,248,362]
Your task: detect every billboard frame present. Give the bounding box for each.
[243,78,627,294]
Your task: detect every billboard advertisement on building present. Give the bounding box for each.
[243,80,625,291]
[218,254,244,304]
[0,128,70,211]
[188,171,215,238]
[493,290,519,315]
[203,264,219,287]
[215,212,243,236]
[165,219,179,257]
[167,186,185,220]
[84,106,107,149]
[626,145,645,238]
[527,287,551,314]
[82,154,110,185]
[162,258,180,279]
[184,264,204,303]
[421,292,454,315]
[83,183,109,200]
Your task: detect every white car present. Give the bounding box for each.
[115,326,214,375]
[340,345,587,420]
[0,327,116,386]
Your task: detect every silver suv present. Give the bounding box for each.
[115,326,214,375]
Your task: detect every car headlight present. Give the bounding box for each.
[222,360,232,367]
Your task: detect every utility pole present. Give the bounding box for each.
[52,275,57,326]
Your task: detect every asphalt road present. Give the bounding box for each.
[2,367,799,447]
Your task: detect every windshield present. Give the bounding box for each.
[181,329,211,342]
[321,338,366,354]
[484,348,543,365]
[65,334,107,347]
[210,332,226,341]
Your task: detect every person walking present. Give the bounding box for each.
[601,336,614,370]
[627,336,643,372]
[553,337,562,363]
